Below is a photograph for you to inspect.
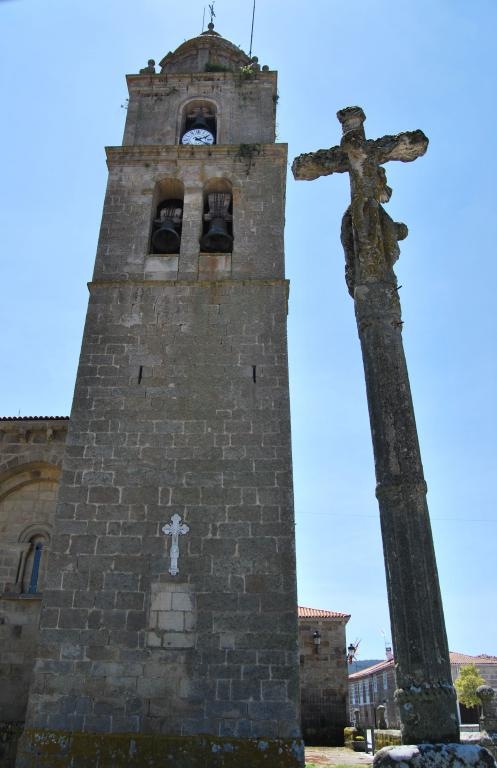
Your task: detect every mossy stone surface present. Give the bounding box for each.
[16,729,305,767]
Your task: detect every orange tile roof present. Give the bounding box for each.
[450,652,497,664]
[349,658,393,679]
[298,606,350,619]
[0,416,69,421]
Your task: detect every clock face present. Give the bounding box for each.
[181,128,215,145]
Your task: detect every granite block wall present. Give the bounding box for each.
[21,275,300,740]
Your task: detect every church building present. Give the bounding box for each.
[1,24,306,768]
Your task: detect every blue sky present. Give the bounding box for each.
[0,0,495,662]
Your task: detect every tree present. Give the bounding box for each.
[454,664,486,709]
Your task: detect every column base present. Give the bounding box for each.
[15,729,305,768]
[373,743,497,768]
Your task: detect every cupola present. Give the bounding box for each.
[159,23,251,74]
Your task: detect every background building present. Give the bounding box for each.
[298,606,350,746]
[349,652,497,729]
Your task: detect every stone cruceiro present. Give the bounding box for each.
[293,107,459,745]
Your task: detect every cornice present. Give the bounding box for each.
[0,417,69,425]
[0,418,68,441]
[125,70,277,91]
[88,278,289,291]
[105,143,287,167]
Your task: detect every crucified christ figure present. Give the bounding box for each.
[293,107,459,746]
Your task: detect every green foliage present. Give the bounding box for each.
[237,143,261,159]
[17,729,306,767]
[239,64,256,80]
[236,143,262,174]
[375,732,401,750]
[454,664,486,709]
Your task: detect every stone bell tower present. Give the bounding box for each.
[17,24,303,768]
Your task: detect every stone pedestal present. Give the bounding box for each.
[478,686,497,761]
[373,744,497,768]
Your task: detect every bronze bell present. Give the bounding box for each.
[152,219,180,253]
[152,202,182,254]
[200,192,233,253]
[200,217,233,252]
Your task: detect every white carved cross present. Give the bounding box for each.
[161,514,190,576]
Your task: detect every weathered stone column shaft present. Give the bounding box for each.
[354,281,458,743]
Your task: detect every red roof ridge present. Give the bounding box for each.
[298,605,350,619]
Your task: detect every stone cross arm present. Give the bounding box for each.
[291,106,428,182]
[291,145,349,181]
[371,129,429,165]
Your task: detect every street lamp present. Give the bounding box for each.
[312,630,321,654]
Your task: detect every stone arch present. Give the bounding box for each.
[203,177,233,194]
[200,177,234,253]
[149,178,185,254]
[0,447,65,480]
[0,461,61,503]
[18,521,53,544]
[0,461,60,594]
[178,97,219,143]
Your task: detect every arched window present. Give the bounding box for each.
[150,179,184,254]
[17,523,52,595]
[25,536,45,594]
[179,100,217,145]
[200,178,233,253]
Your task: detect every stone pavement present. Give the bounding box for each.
[305,746,373,766]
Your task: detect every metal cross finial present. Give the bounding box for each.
[161,514,190,576]
[208,2,216,25]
